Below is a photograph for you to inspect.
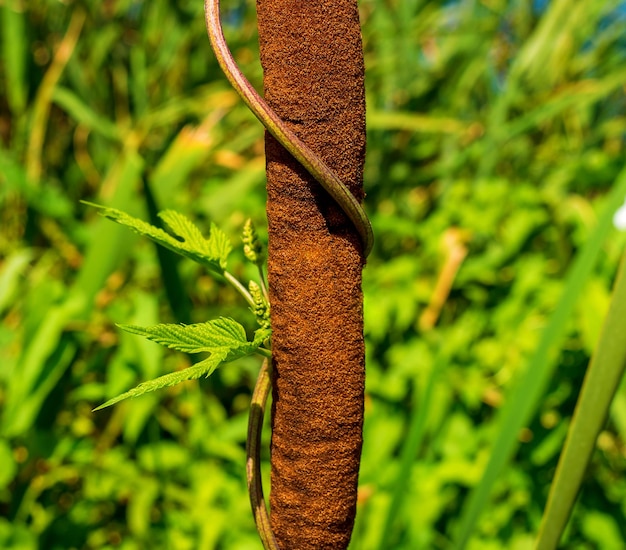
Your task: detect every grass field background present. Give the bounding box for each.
[1,0,626,548]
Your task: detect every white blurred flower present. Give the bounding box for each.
[614,199,626,231]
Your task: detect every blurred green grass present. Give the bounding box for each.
[1,0,625,548]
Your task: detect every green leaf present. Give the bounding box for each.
[93,353,226,411]
[82,202,231,273]
[117,317,262,358]
[94,319,271,410]
[158,210,231,270]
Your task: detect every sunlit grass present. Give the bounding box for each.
[1,0,625,548]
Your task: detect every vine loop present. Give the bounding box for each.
[246,358,278,550]
[204,0,373,257]
[203,1,373,547]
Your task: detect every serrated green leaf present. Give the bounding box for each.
[159,211,231,269]
[159,210,207,248]
[207,222,233,269]
[93,353,225,411]
[117,317,254,355]
[94,319,271,410]
[82,202,230,273]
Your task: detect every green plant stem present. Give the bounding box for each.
[224,270,255,308]
[203,0,373,257]
[535,251,626,550]
[257,264,269,302]
[246,358,278,550]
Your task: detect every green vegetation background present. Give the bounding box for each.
[1,0,625,548]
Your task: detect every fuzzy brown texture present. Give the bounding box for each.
[256,0,366,548]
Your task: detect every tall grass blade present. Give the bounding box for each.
[25,8,85,184]
[535,252,626,550]
[1,3,27,118]
[453,165,626,549]
[52,86,122,141]
[377,347,447,549]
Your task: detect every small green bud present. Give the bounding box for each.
[249,280,270,329]
[243,219,264,265]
